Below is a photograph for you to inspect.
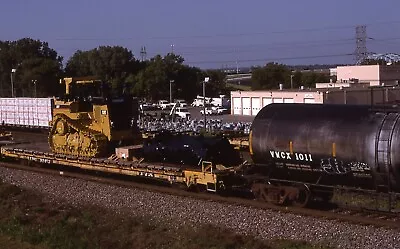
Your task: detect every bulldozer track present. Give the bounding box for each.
[49,114,108,157]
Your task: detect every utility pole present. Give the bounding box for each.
[169,80,174,103]
[235,48,239,74]
[32,80,37,97]
[11,69,16,97]
[290,74,294,89]
[203,77,210,132]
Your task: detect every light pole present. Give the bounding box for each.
[290,74,294,89]
[169,80,174,103]
[203,77,210,131]
[32,80,37,97]
[11,69,16,97]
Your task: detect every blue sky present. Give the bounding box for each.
[0,0,399,68]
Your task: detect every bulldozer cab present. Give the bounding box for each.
[62,77,110,102]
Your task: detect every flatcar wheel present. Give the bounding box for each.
[293,184,310,208]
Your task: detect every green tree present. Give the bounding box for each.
[0,38,63,97]
[65,46,141,95]
[203,69,227,96]
[133,55,168,101]
[361,58,386,65]
[251,62,290,90]
[133,53,202,101]
[291,71,303,89]
[300,72,330,88]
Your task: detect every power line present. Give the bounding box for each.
[51,20,400,41]
[185,53,355,65]
[53,36,400,60]
[177,41,355,56]
[177,38,356,50]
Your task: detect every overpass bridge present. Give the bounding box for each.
[226,73,252,82]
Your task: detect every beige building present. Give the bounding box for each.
[230,90,324,116]
[231,86,400,116]
[316,64,400,89]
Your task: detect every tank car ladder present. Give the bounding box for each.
[374,112,399,210]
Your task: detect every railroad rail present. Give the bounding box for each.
[0,156,399,230]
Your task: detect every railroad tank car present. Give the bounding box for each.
[250,103,400,193]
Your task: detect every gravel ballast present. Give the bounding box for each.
[0,167,399,249]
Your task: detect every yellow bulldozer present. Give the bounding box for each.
[48,77,140,157]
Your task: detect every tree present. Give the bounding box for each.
[133,55,168,100]
[0,38,63,97]
[203,69,227,96]
[65,46,141,95]
[251,62,290,90]
[291,71,303,89]
[132,53,202,101]
[361,59,387,65]
[300,72,330,88]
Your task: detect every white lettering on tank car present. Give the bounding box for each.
[269,150,313,162]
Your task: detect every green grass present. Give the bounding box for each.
[0,180,333,249]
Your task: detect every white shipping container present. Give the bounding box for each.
[0,97,53,127]
[38,106,51,114]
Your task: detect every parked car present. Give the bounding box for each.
[200,107,217,115]
[174,107,191,119]
[215,107,229,115]
[140,102,157,111]
[158,100,173,110]
[175,99,188,108]
[191,96,211,107]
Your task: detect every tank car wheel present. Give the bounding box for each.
[251,182,270,202]
[293,184,310,208]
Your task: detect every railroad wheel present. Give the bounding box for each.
[251,182,270,202]
[320,192,334,202]
[293,184,311,208]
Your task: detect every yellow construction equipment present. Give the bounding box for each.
[48,77,140,157]
[0,125,12,141]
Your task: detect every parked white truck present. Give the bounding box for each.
[170,103,191,119]
[191,95,211,107]
[158,100,174,110]
[210,95,230,108]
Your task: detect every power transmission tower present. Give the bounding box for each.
[355,25,368,65]
[140,46,147,62]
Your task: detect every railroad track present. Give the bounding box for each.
[0,160,399,230]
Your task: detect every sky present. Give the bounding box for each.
[0,0,400,69]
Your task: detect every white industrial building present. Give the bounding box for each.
[231,85,400,116]
[230,90,323,116]
[316,64,400,89]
